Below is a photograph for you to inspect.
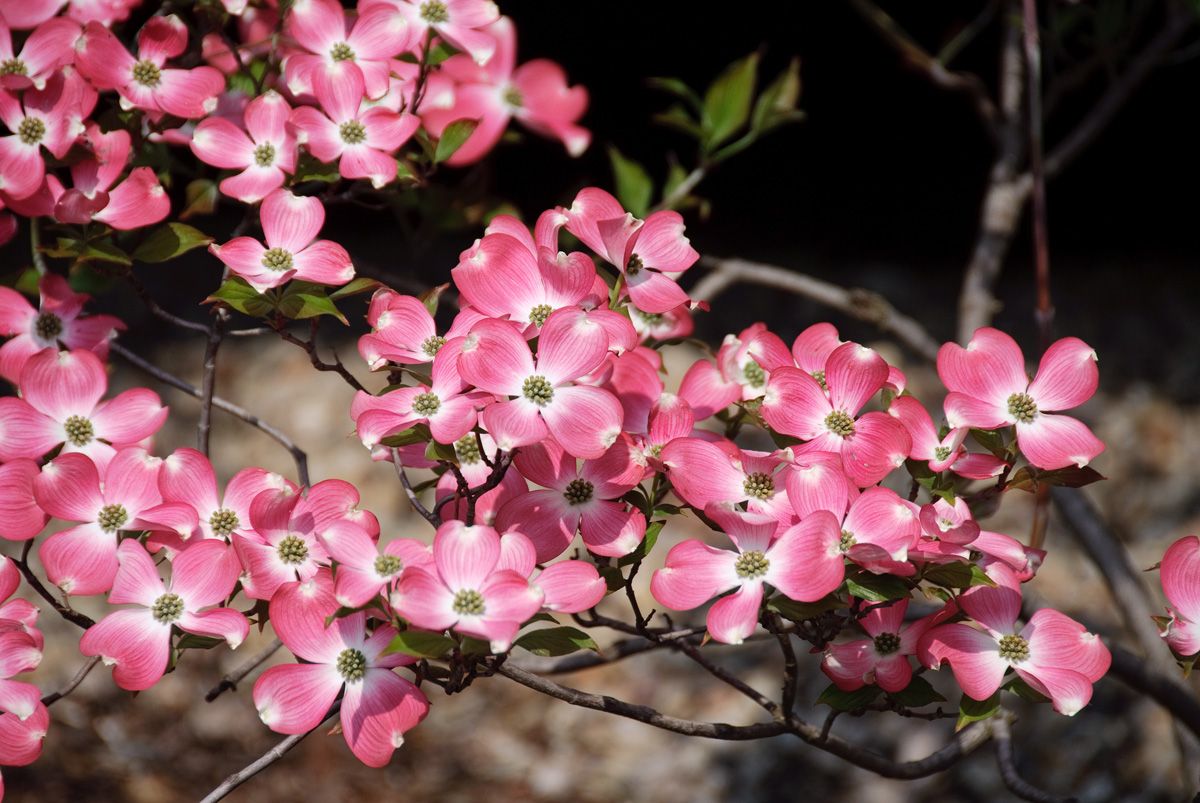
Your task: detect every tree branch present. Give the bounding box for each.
[197,310,227,456]
[691,256,941,360]
[204,638,284,702]
[497,663,996,779]
[111,341,310,486]
[390,448,441,528]
[198,701,341,803]
[41,656,101,706]
[993,716,1077,803]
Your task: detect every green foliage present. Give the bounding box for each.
[133,223,213,263]
[514,627,599,657]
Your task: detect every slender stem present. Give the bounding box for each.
[275,321,367,394]
[768,613,799,716]
[691,256,941,360]
[1021,0,1053,344]
[41,656,101,706]
[391,448,441,528]
[127,271,211,334]
[29,217,48,275]
[198,702,341,803]
[111,341,310,486]
[197,310,227,456]
[204,638,284,702]
[15,541,94,630]
[993,716,1077,803]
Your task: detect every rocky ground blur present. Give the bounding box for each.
[4,329,1198,803]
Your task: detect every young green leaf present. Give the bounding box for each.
[514,627,599,657]
[816,683,881,711]
[955,690,1001,731]
[434,118,480,163]
[384,630,457,659]
[133,223,213,263]
[608,145,654,218]
[703,52,760,151]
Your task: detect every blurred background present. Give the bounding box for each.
[5,0,1200,800]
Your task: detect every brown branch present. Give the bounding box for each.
[111,341,310,486]
[497,663,995,778]
[767,613,800,715]
[197,310,227,456]
[41,656,101,706]
[993,716,1078,803]
[692,256,941,361]
[390,448,441,528]
[127,272,210,334]
[274,320,367,394]
[198,701,341,803]
[15,542,94,630]
[204,638,283,702]
[1107,645,1200,740]
[957,3,1026,342]
[846,0,999,132]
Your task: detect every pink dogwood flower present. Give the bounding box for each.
[365,0,500,66]
[761,342,911,487]
[496,434,646,562]
[677,356,742,420]
[0,272,122,384]
[191,90,297,203]
[356,288,480,369]
[0,459,47,542]
[451,216,597,330]
[320,524,432,609]
[33,449,197,596]
[353,337,485,446]
[0,701,49,796]
[822,598,943,693]
[1158,535,1200,657]
[253,573,429,767]
[0,71,87,199]
[0,348,167,466]
[919,564,1111,715]
[391,520,543,652]
[661,438,796,526]
[457,308,624,458]
[651,504,843,644]
[209,188,354,292]
[563,188,699,314]
[938,328,1105,470]
[74,17,225,119]
[50,123,170,230]
[717,323,794,401]
[0,18,80,91]
[79,539,247,691]
[488,529,607,614]
[283,0,412,102]
[423,16,589,164]
[289,66,420,188]
[917,496,980,546]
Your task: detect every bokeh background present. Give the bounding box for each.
[5,1,1200,800]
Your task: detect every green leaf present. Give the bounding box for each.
[751,57,802,133]
[1032,466,1107,489]
[888,676,946,708]
[1003,676,1049,703]
[956,691,1001,731]
[618,520,664,567]
[424,438,457,463]
[420,283,449,317]
[458,636,492,655]
[293,153,341,183]
[970,428,1009,460]
[514,627,599,657]
[599,565,625,594]
[434,118,480,163]
[277,284,347,324]
[816,683,880,711]
[133,223,213,263]
[646,76,703,111]
[845,572,910,603]
[181,179,218,220]
[768,593,843,622]
[330,277,382,300]
[175,634,225,650]
[384,630,456,659]
[923,562,995,590]
[380,423,432,448]
[653,105,705,139]
[608,146,653,218]
[205,277,274,318]
[703,52,760,151]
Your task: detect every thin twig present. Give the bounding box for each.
[41,656,101,706]
[497,663,995,778]
[768,613,800,715]
[15,541,94,630]
[198,701,341,803]
[391,448,441,528]
[111,341,310,486]
[197,310,227,455]
[846,0,999,132]
[275,321,367,394]
[993,716,1077,803]
[127,272,211,334]
[691,256,941,361]
[204,638,284,702]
